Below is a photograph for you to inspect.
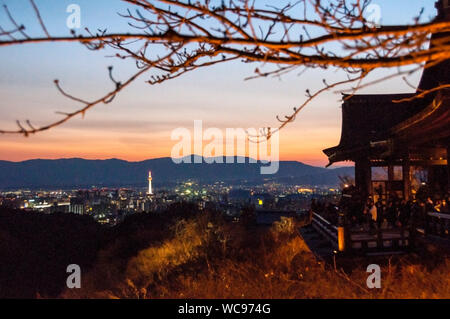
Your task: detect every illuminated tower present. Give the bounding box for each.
[147,171,153,195]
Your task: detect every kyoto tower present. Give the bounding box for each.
[147,171,153,195]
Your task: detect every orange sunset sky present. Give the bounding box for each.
[0,0,436,167]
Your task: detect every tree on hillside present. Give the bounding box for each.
[0,0,449,138]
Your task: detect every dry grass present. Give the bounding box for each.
[60,214,450,299]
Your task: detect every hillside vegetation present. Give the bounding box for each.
[0,206,448,299]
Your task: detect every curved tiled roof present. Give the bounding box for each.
[324,1,450,166]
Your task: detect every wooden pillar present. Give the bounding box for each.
[388,164,394,199]
[447,145,450,193]
[403,160,411,200]
[355,158,372,200]
[428,166,435,192]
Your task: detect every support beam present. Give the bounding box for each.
[355,158,372,200]
[388,164,394,198]
[447,145,450,193]
[403,160,411,200]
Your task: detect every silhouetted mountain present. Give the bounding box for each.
[0,156,354,189]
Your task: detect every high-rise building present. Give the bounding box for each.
[148,171,153,195]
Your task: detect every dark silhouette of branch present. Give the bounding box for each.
[0,0,448,137]
[29,0,50,38]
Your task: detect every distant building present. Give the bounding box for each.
[228,189,251,203]
[69,198,85,215]
[252,193,275,209]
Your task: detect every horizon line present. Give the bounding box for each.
[0,155,354,168]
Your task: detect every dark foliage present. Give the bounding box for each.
[0,202,207,298]
[0,207,108,298]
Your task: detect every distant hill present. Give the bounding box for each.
[0,156,354,189]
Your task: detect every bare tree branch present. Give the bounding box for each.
[0,0,448,137]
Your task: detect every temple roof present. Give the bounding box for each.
[392,94,450,145]
[323,1,450,166]
[323,92,449,166]
[323,94,427,165]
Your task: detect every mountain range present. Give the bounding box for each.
[0,156,354,189]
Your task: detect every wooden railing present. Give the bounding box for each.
[348,228,411,254]
[426,212,450,238]
[311,210,450,255]
[311,211,412,254]
[311,212,338,250]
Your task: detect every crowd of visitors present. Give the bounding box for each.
[311,188,450,232]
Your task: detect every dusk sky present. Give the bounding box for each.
[0,0,439,166]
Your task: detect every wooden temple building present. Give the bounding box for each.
[323,0,450,203]
[309,1,450,254]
